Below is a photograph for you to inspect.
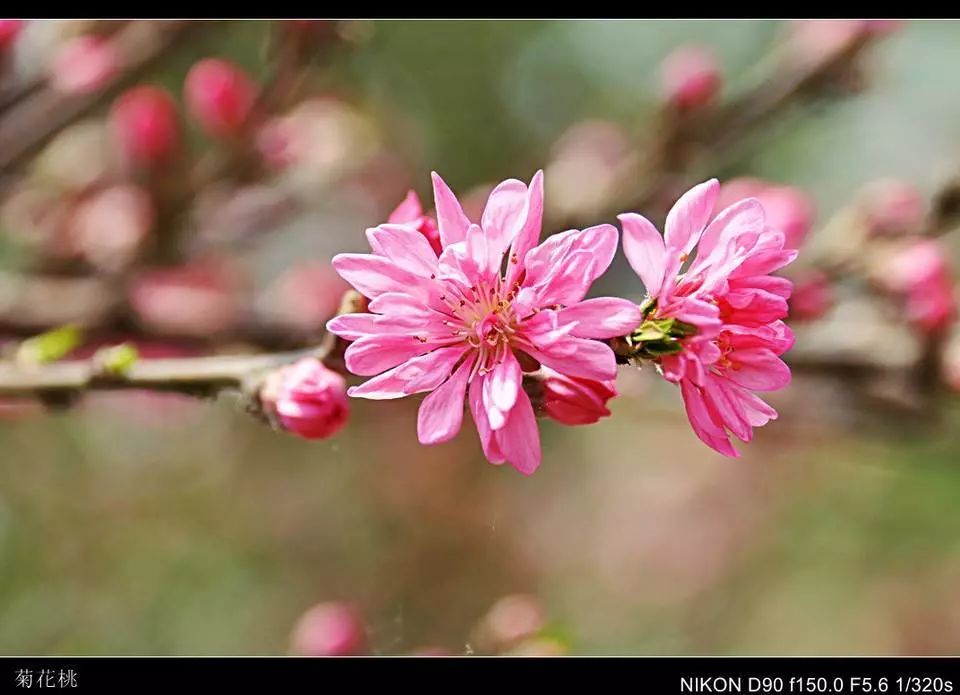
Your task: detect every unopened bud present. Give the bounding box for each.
[659,45,721,111]
[184,58,258,138]
[261,358,349,440]
[50,35,119,95]
[290,602,366,656]
[109,85,180,166]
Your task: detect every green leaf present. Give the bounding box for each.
[98,343,140,377]
[16,325,83,366]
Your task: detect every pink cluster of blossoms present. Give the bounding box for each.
[309,172,798,472]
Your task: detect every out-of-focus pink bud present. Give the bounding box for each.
[541,367,617,426]
[718,178,815,249]
[70,185,154,271]
[789,269,834,322]
[387,190,441,255]
[880,239,956,334]
[129,259,242,337]
[109,86,180,166]
[659,45,722,111]
[184,58,258,138]
[50,35,119,95]
[0,20,24,51]
[472,594,545,653]
[290,602,366,656]
[262,261,349,333]
[858,179,926,237]
[262,358,349,440]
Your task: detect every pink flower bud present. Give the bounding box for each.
[50,35,119,95]
[262,358,349,440]
[541,367,617,426]
[128,259,242,337]
[881,240,956,333]
[184,58,258,138]
[718,178,815,249]
[387,190,441,255]
[858,179,926,237]
[110,86,180,166]
[70,184,154,271]
[0,20,23,52]
[290,602,366,656]
[659,45,722,111]
[788,269,834,322]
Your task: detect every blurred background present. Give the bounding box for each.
[2,19,960,656]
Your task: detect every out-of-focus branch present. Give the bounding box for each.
[0,21,193,174]
[609,28,880,220]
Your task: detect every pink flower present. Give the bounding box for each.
[879,239,956,334]
[619,179,798,457]
[262,358,350,440]
[541,366,617,426]
[109,86,180,166]
[50,36,119,95]
[387,190,441,255]
[659,45,722,111]
[327,171,640,475]
[184,58,258,138]
[290,602,366,656]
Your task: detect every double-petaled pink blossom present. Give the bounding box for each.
[328,171,640,475]
[619,179,797,457]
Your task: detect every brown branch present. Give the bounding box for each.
[0,21,193,174]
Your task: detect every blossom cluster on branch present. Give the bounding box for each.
[4,19,960,474]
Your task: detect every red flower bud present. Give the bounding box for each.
[541,367,617,426]
[184,58,258,138]
[659,45,722,111]
[0,20,24,52]
[109,86,180,166]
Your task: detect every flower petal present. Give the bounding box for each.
[680,379,739,457]
[557,297,642,339]
[495,389,541,475]
[523,335,617,381]
[416,355,474,445]
[469,378,505,464]
[664,178,719,254]
[431,172,471,249]
[332,253,431,301]
[345,334,454,376]
[506,170,544,286]
[481,177,528,255]
[366,223,440,278]
[488,350,522,414]
[618,212,666,296]
[347,345,469,400]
